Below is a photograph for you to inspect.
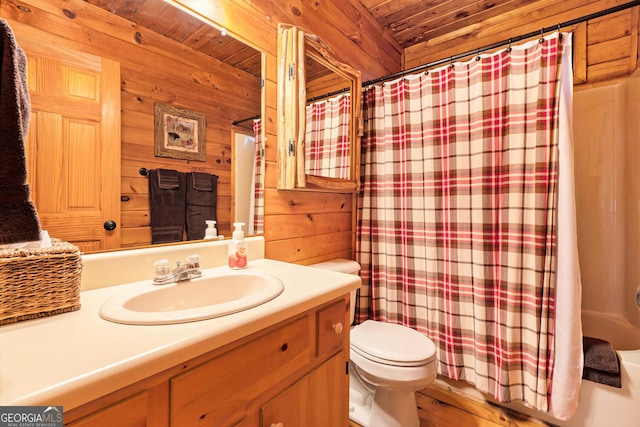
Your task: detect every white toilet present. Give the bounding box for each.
[311,259,438,427]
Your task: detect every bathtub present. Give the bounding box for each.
[429,64,640,427]
[433,309,640,427]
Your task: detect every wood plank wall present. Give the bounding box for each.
[0,0,401,265]
[2,0,261,247]
[403,1,640,87]
[2,0,637,265]
[181,0,403,264]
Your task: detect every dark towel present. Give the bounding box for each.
[157,168,180,189]
[149,169,185,244]
[0,18,41,244]
[185,172,217,240]
[584,337,619,373]
[582,336,621,388]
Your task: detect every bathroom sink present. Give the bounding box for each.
[99,272,284,325]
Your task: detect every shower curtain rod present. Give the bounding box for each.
[232,114,260,126]
[232,1,639,122]
[307,87,349,103]
[362,0,640,87]
[233,86,350,125]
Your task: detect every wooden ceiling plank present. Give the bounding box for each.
[108,0,146,21]
[123,0,172,30]
[403,0,635,70]
[162,13,205,43]
[87,0,120,11]
[9,0,258,89]
[377,0,457,29]
[369,0,437,24]
[358,0,393,10]
[182,24,220,50]
[404,0,627,51]
[394,0,531,47]
[207,37,247,63]
[138,0,181,37]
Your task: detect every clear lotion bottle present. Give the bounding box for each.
[228,222,248,269]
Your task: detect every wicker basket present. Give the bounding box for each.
[0,238,82,325]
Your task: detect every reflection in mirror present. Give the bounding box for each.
[305,56,352,180]
[231,121,264,235]
[6,0,264,253]
[277,24,362,192]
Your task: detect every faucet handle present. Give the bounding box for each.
[154,259,172,281]
[185,254,200,270]
[185,255,202,279]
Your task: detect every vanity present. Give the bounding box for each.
[0,237,360,426]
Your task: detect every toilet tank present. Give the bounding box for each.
[310,259,361,324]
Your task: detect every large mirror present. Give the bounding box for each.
[4,0,264,253]
[277,24,362,192]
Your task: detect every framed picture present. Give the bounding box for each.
[154,103,206,162]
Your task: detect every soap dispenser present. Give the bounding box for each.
[228,222,248,269]
[204,220,218,240]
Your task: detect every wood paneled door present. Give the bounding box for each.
[17,25,121,252]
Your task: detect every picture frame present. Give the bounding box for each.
[154,103,206,162]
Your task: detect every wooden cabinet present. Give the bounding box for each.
[65,383,169,427]
[171,315,314,426]
[316,299,347,357]
[261,353,348,427]
[64,297,349,426]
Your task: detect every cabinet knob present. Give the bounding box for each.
[332,322,343,335]
[103,220,117,231]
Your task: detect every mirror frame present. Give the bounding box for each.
[276,24,362,192]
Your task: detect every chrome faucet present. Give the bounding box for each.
[153,255,202,285]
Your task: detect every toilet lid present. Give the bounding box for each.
[351,320,437,367]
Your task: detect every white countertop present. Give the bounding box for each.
[0,258,360,410]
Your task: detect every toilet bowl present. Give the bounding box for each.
[310,259,438,427]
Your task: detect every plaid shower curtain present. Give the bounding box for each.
[252,119,264,234]
[305,94,351,179]
[356,33,569,412]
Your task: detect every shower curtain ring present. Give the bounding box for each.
[539,28,545,43]
[475,47,481,61]
[507,38,512,53]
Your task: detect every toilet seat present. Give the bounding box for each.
[351,320,436,367]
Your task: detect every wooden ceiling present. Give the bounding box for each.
[360,0,546,49]
[88,0,551,51]
[86,0,636,78]
[85,0,263,78]
[361,0,636,49]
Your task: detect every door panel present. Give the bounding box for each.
[18,31,121,252]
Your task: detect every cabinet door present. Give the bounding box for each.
[260,352,349,427]
[66,387,168,427]
[316,299,348,357]
[171,316,313,426]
